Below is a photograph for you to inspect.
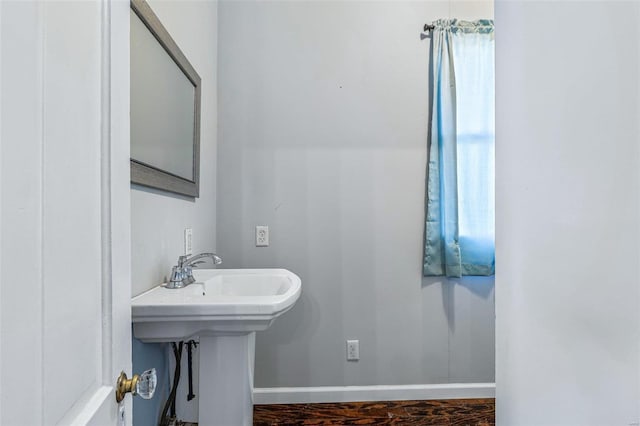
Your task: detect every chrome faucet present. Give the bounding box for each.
[166,252,222,289]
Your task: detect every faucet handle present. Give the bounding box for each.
[169,265,183,283]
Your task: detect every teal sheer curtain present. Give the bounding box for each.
[423,19,495,278]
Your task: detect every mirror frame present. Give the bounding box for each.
[130,0,201,198]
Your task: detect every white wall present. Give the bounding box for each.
[130,1,217,424]
[131,0,218,298]
[217,0,495,390]
[495,1,640,424]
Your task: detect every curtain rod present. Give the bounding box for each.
[424,21,495,32]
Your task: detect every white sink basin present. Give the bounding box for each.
[131,268,301,426]
[132,268,301,341]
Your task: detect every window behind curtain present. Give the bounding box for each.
[454,31,495,271]
[423,20,494,277]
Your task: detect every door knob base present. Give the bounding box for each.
[115,371,138,403]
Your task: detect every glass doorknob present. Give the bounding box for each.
[115,368,156,403]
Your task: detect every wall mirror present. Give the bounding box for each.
[130,0,201,198]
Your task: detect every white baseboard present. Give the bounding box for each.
[253,383,495,405]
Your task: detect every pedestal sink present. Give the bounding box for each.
[131,268,301,426]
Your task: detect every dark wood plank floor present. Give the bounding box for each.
[252,399,495,426]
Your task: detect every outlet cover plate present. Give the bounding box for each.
[184,228,193,255]
[347,340,359,361]
[256,225,269,247]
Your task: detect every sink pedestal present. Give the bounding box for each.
[199,332,255,426]
[131,269,301,426]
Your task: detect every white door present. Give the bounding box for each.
[1,0,132,424]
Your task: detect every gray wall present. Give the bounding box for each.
[495,1,640,424]
[217,0,495,388]
[131,1,217,423]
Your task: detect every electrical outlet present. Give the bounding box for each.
[346,340,359,361]
[256,225,269,247]
[184,228,193,256]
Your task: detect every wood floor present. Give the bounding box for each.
[252,399,495,426]
[180,399,494,425]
